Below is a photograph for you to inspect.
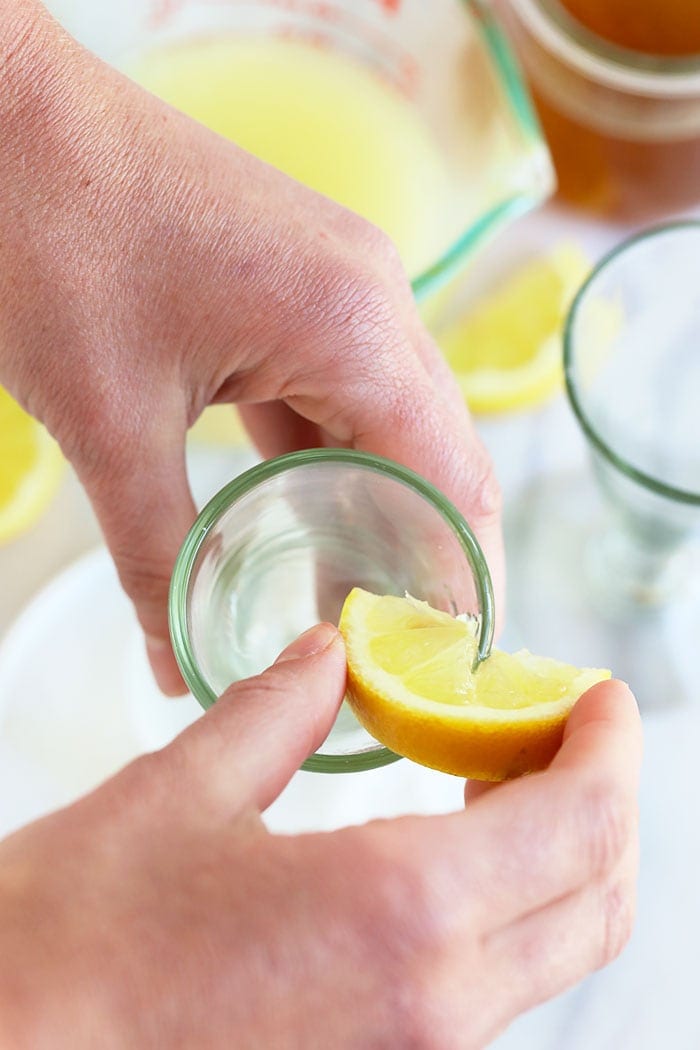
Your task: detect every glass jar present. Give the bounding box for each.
[499,0,700,220]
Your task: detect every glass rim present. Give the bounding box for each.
[509,0,700,96]
[169,448,496,772]
[564,220,700,508]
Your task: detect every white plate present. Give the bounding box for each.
[0,545,467,840]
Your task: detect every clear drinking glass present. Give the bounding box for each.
[169,450,495,772]
[506,223,700,711]
[45,0,554,309]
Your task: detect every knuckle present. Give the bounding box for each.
[339,827,481,1050]
[349,826,448,956]
[130,726,231,822]
[303,250,403,355]
[335,267,399,344]
[385,863,448,960]
[280,244,421,414]
[390,978,479,1050]
[228,672,290,711]
[115,549,171,622]
[467,450,503,525]
[511,925,548,976]
[598,878,636,967]
[581,779,633,876]
[197,669,317,770]
[97,749,173,822]
[363,223,406,281]
[334,209,405,273]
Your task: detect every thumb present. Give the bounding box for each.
[168,623,347,814]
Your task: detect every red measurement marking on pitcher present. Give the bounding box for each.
[146,0,414,94]
[149,0,402,30]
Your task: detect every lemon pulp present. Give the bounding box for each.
[340,588,610,779]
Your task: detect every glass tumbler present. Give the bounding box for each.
[169,450,494,772]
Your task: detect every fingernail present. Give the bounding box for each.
[276,623,340,663]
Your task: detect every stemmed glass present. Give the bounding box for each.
[506,222,700,711]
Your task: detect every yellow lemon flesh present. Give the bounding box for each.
[0,386,63,545]
[339,588,610,780]
[438,244,590,415]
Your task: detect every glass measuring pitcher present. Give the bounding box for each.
[45,0,554,308]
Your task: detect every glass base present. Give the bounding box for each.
[504,470,700,713]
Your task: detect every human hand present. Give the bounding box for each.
[0,624,641,1050]
[0,3,503,695]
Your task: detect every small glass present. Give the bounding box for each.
[169,449,494,772]
[499,0,700,220]
[506,223,700,711]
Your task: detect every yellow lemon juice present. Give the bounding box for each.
[128,36,453,279]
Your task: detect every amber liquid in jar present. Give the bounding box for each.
[511,0,700,219]
[558,0,700,57]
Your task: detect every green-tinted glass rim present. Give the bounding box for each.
[410,0,554,302]
[564,220,700,508]
[169,448,495,773]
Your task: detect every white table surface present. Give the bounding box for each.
[2,200,699,1050]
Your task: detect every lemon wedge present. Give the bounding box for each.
[339,588,609,780]
[439,244,590,414]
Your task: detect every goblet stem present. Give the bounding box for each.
[586,519,698,617]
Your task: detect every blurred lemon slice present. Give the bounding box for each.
[189,405,249,447]
[339,588,609,780]
[439,244,590,414]
[0,386,64,544]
